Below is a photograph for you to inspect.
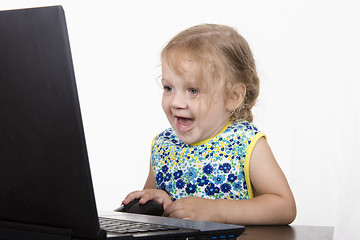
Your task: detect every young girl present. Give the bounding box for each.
[123,24,296,225]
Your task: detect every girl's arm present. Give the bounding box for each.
[164,137,297,225]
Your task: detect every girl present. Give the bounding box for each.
[123,24,296,225]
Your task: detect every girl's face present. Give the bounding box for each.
[161,61,230,145]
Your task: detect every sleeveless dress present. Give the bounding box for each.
[151,121,265,201]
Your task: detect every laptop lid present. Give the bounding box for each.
[0,5,245,240]
[0,6,102,239]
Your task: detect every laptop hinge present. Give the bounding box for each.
[0,220,72,240]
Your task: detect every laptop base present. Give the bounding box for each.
[0,221,72,240]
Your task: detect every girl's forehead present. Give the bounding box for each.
[162,53,223,91]
[161,61,198,85]
[162,58,194,76]
[162,55,196,72]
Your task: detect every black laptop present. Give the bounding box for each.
[0,6,245,240]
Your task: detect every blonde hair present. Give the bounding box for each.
[161,24,259,122]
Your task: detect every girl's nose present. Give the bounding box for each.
[170,92,187,109]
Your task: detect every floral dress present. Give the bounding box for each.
[151,121,265,201]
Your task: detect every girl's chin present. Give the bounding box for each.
[175,131,201,145]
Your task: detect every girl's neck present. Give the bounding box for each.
[190,121,232,146]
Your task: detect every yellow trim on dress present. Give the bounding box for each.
[244,132,266,199]
[191,121,232,146]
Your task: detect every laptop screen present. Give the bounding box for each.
[0,6,100,239]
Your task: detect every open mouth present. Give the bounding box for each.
[176,117,194,131]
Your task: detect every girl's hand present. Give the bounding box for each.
[164,197,218,222]
[122,189,172,211]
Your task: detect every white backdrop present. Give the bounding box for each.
[2,1,359,239]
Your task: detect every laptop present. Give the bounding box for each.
[0,5,245,240]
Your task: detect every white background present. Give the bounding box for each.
[2,1,359,239]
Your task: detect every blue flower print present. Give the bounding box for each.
[219,163,231,173]
[227,173,237,183]
[167,182,175,193]
[205,183,216,196]
[156,172,163,185]
[203,164,214,175]
[184,167,197,180]
[174,170,183,180]
[160,182,167,191]
[185,183,196,194]
[164,173,171,182]
[152,121,260,200]
[213,175,225,185]
[161,165,169,173]
[176,179,185,189]
[205,183,220,196]
[220,183,232,193]
[232,181,242,191]
[197,176,209,186]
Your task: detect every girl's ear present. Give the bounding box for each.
[226,83,246,112]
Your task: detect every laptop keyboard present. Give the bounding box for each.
[99,217,180,234]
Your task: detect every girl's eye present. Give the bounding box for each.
[188,88,198,95]
[163,86,173,92]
